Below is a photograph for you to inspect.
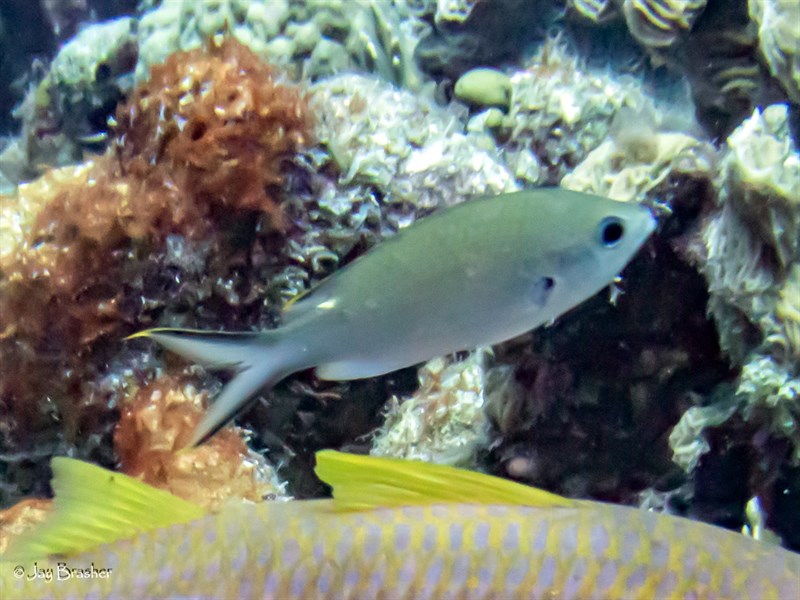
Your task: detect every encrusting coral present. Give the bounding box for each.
[773,266,800,361]
[371,350,492,467]
[718,103,800,272]
[0,36,311,505]
[466,39,650,186]
[749,0,800,103]
[561,115,715,205]
[665,104,800,545]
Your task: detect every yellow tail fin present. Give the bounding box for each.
[4,458,206,560]
[315,450,574,511]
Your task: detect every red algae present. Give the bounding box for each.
[114,374,281,510]
[0,37,311,503]
[113,35,312,234]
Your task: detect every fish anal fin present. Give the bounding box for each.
[314,450,574,512]
[5,458,206,560]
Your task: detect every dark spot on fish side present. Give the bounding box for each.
[531,276,555,307]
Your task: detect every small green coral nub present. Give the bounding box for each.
[455,68,512,110]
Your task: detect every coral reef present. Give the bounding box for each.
[414,0,555,79]
[1,0,799,558]
[3,0,433,189]
[115,374,287,510]
[561,122,715,205]
[0,36,311,506]
[674,0,780,138]
[622,0,706,49]
[136,0,428,88]
[2,35,310,351]
[665,103,800,545]
[311,73,515,205]
[567,0,619,23]
[749,0,800,103]
[719,103,800,271]
[467,39,650,185]
[371,350,491,467]
[268,71,516,300]
[11,17,137,181]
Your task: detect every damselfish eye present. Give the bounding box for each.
[598,217,625,247]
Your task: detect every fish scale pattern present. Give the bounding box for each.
[5,501,799,599]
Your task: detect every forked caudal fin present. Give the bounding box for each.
[3,458,206,560]
[127,327,295,446]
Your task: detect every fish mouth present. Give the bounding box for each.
[646,209,658,235]
[638,204,658,239]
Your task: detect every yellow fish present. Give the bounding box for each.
[2,451,798,599]
[129,189,656,445]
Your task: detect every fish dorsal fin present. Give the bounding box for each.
[5,458,206,559]
[314,451,574,511]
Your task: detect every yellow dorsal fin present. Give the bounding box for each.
[314,450,574,511]
[5,458,206,559]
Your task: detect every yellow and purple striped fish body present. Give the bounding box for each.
[4,498,799,599]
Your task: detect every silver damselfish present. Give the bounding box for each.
[130,189,656,445]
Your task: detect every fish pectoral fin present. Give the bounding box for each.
[4,459,205,560]
[314,450,574,511]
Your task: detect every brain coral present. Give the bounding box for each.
[136,0,289,79]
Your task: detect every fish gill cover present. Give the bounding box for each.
[0,0,798,583]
